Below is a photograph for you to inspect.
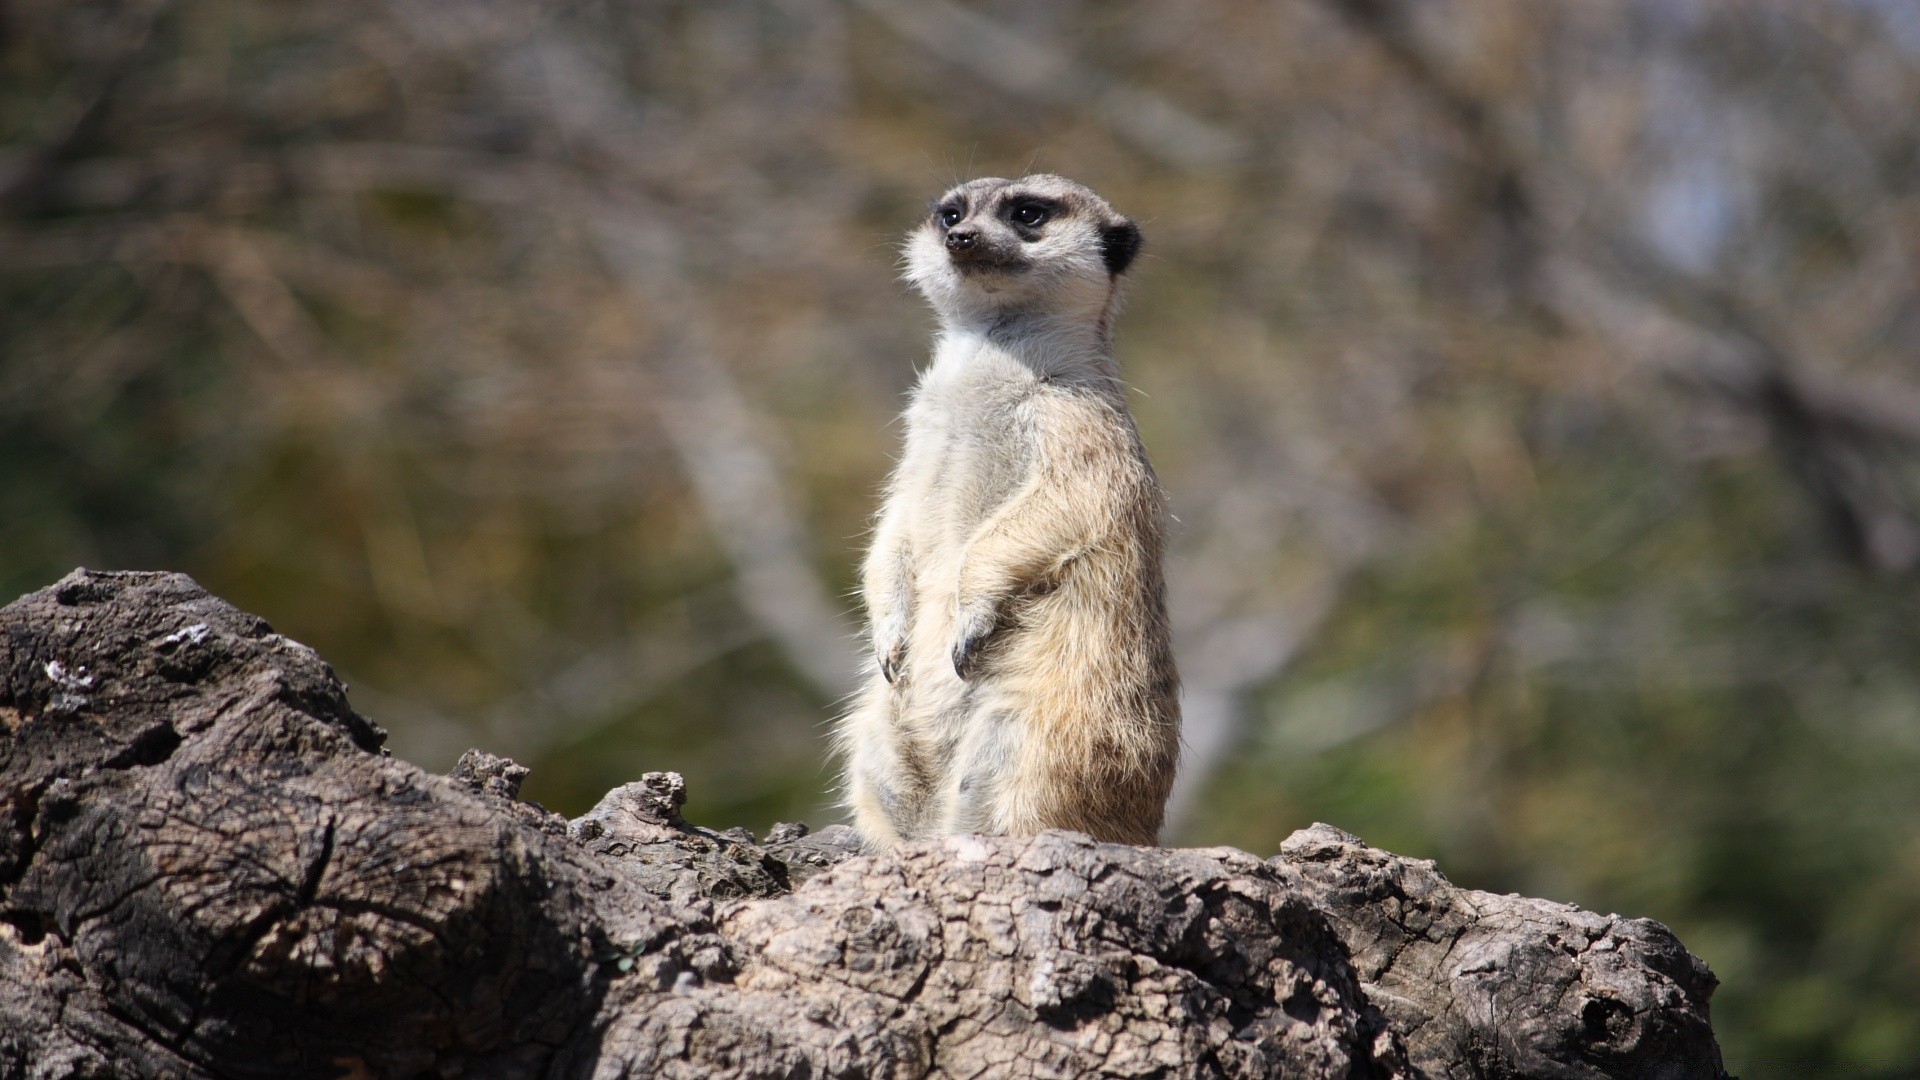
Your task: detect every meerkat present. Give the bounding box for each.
[837,174,1180,849]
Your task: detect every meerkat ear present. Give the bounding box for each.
[1100,219,1142,276]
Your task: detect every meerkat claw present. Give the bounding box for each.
[952,636,980,680]
[951,601,997,679]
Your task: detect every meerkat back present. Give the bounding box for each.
[837,174,1179,850]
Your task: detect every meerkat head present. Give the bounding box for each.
[903,174,1142,326]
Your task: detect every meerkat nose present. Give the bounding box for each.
[944,227,978,254]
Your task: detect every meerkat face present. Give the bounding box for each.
[904,174,1142,323]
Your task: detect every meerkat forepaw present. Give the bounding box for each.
[951,603,997,679]
[878,636,906,684]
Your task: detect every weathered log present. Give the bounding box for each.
[0,570,1725,1079]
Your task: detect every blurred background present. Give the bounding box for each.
[5,0,1920,1072]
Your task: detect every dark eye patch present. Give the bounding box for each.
[1006,197,1061,232]
[933,198,966,228]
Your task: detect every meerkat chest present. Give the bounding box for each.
[901,348,1040,540]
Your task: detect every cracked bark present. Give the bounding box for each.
[0,570,1725,1079]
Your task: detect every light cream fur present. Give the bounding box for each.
[837,175,1179,849]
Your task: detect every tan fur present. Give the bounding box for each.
[837,175,1179,849]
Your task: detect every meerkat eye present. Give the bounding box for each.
[1011,204,1049,228]
[939,206,963,227]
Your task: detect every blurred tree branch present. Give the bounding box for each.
[1327,0,1920,573]
[379,1,861,699]
[0,0,172,212]
[843,0,1246,169]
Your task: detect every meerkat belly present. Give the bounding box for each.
[890,379,1038,760]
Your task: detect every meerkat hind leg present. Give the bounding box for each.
[842,696,926,848]
[935,699,1023,836]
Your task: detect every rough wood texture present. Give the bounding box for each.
[0,570,1726,1079]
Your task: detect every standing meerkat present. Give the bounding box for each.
[837,174,1180,849]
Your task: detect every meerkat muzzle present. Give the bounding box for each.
[943,227,1023,273]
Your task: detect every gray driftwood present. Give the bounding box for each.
[0,570,1725,1079]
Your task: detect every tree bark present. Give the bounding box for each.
[0,570,1725,1079]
